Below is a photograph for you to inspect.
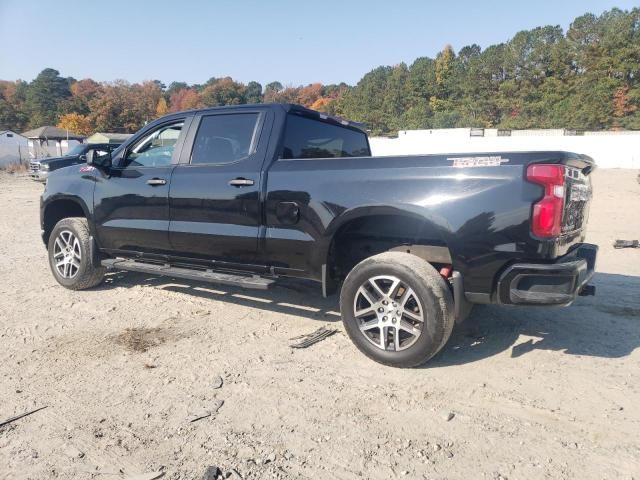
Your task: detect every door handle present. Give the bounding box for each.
[146,178,167,186]
[229,178,255,187]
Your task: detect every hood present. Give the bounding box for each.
[39,154,79,166]
[45,161,97,183]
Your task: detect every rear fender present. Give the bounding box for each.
[320,205,452,296]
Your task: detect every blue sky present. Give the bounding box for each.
[0,0,636,86]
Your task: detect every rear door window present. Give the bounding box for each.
[190,113,260,165]
[281,114,370,159]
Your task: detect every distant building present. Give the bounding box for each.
[21,126,85,159]
[86,132,132,144]
[0,130,29,167]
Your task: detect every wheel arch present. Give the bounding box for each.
[42,196,91,246]
[321,206,453,295]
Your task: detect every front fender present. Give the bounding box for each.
[40,168,97,243]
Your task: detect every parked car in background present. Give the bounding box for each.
[30,143,122,182]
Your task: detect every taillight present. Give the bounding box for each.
[527,164,565,238]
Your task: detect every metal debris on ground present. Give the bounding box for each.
[613,239,639,249]
[289,326,337,349]
[0,406,48,428]
[189,412,211,423]
[189,399,224,423]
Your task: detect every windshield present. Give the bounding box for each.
[65,144,87,156]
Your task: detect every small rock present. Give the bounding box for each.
[444,412,455,422]
[263,452,276,464]
[212,376,223,389]
[432,444,441,452]
[202,466,222,480]
[283,451,293,460]
[401,471,409,475]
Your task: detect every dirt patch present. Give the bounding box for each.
[112,327,172,352]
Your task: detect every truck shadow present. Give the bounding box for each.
[429,272,640,367]
[100,271,343,322]
[100,271,640,364]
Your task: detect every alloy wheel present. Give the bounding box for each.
[53,230,81,279]
[352,275,424,352]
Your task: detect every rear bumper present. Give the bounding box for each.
[497,243,598,306]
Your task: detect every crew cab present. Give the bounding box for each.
[40,104,597,367]
[30,143,122,182]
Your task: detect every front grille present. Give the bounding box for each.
[30,161,41,173]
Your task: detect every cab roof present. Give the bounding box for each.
[162,103,367,133]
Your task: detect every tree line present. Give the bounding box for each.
[1,8,638,136]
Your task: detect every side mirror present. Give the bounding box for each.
[78,154,87,162]
[87,149,112,170]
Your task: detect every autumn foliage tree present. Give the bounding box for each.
[57,112,93,136]
[169,88,203,112]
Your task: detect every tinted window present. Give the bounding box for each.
[191,113,259,165]
[281,114,370,159]
[124,122,184,168]
[66,144,87,156]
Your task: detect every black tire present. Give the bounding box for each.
[340,252,455,368]
[47,217,105,290]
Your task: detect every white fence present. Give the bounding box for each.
[369,129,640,169]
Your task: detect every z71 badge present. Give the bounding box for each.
[447,156,509,168]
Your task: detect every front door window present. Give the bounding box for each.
[123,122,184,168]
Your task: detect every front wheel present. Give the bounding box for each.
[340,252,455,368]
[47,217,105,290]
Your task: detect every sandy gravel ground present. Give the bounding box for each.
[0,169,639,480]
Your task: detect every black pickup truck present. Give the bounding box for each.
[40,104,597,367]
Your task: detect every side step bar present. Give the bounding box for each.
[102,259,275,290]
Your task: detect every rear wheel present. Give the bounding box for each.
[48,217,105,290]
[340,252,455,367]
